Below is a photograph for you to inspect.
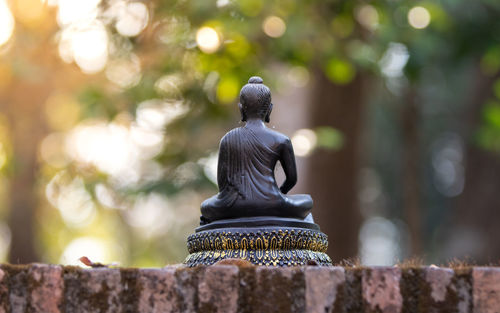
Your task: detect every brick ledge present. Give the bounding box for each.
[0,263,497,312]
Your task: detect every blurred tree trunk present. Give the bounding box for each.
[401,86,423,256]
[452,67,500,263]
[306,69,365,261]
[1,20,82,262]
[5,80,50,263]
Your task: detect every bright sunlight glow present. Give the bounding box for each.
[46,176,97,228]
[196,26,220,53]
[115,2,149,37]
[69,21,109,73]
[64,100,186,187]
[57,0,101,26]
[60,237,116,265]
[292,129,317,157]
[408,6,431,29]
[0,0,15,47]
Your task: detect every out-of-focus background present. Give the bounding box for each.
[0,0,499,266]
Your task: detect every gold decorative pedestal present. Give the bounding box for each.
[184,218,332,266]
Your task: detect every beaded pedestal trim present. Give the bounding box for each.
[184,227,332,266]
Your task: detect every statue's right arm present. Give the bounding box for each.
[279,138,298,194]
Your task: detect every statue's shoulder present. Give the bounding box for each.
[219,127,243,144]
[266,128,290,145]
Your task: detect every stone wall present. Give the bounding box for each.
[0,263,498,312]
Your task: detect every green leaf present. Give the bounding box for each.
[315,127,344,150]
[483,100,500,128]
[325,58,356,85]
[481,46,500,76]
[216,75,240,104]
[237,0,263,17]
[493,80,500,101]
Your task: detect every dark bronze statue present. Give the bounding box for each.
[184,76,331,267]
[201,76,313,224]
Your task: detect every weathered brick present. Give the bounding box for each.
[120,268,141,312]
[399,267,423,312]
[254,266,305,313]
[453,268,472,313]
[175,266,203,313]
[473,267,500,313]
[362,267,402,313]
[419,267,472,313]
[5,265,28,313]
[344,268,363,313]
[63,267,122,313]
[237,266,257,313]
[0,268,8,313]
[305,266,345,313]
[198,265,239,313]
[27,264,63,313]
[0,264,490,312]
[138,267,178,313]
[425,267,454,303]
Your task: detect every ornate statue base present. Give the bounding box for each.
[184,216,332,267]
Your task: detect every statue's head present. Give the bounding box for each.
[239,76,273,123]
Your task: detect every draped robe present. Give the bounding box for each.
[201,126,312,222]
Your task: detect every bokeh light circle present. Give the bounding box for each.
[262,16,286,38]
[408,6,431,29]
[196,27,220,53]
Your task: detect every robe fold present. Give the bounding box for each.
[201,126,312,221]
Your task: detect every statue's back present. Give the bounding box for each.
[218,126,282,203]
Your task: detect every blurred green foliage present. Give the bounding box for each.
[2,0,500,265]
[61,0,500,265]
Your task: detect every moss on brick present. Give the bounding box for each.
[290,268,306,312]
[238,266,257,313]
[175,265,204,312]
[252,267,306,313]
[451,267,473,312]
[63,266,122,313]
[342,267,363,313]
[3,263,29,313]
[0,264,29,312]
[120,268,141,313]
[400,267,424,313]
[397,266,474,313]
[332,276,346,313]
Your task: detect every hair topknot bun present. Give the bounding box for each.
[248,76,263,84]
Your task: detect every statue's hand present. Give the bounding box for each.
[280,185,289,194]
[200,215,210,225]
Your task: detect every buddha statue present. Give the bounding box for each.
[200,76,313,224]
[185,76,330,266]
